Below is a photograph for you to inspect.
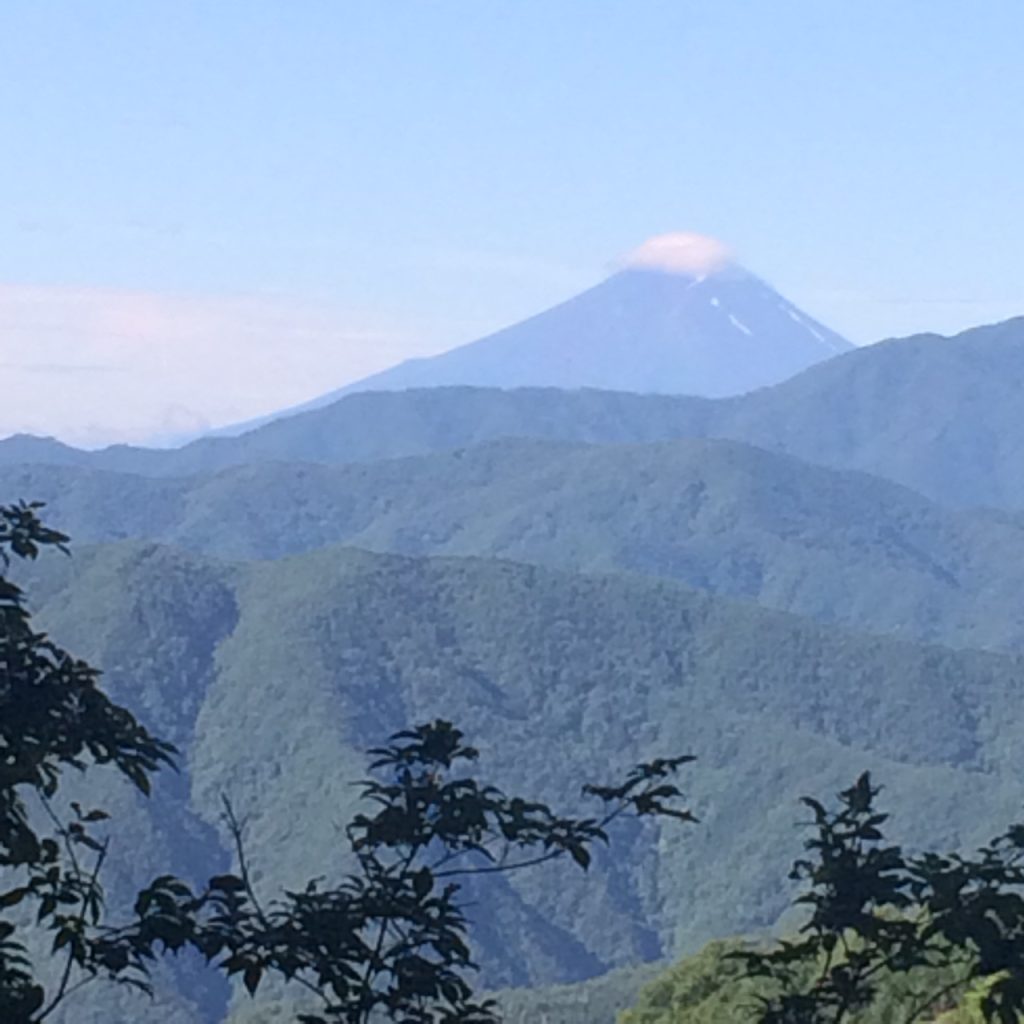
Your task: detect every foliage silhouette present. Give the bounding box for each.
[737,774,1024,1023]
[0,503,697,1023]
[0,501,176,1020]
[94,722,695,1023]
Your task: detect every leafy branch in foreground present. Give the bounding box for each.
[99,720,697,1024]
[0,501,177,1022]
[737,773,1024,1024]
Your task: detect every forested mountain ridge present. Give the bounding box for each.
[0,387,718,476]
[16,538,1024,1022]
[4,315,1024,508]
[6,434,1024,651]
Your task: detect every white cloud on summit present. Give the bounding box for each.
[0,285,438,447]
[621,232,734,276]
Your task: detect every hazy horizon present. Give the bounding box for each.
[4,2,1024,445]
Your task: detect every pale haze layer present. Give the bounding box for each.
[0,285,447,446]
[2,232,847,446]
[3,2,1024,444]
[1,234,744,445]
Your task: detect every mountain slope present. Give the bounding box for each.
[307,265,848,399]
[6,436,1024,651]
[19,540,1024,1023]
[714,316,1024,508]
[211,233,850,436]
[3,316,1022,508]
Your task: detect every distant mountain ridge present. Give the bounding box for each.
[7,435,1024,652]
[4,315,1024,508]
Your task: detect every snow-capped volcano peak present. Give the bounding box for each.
[301,248,852,400]
[208,233,855,435]
[620,231,735,277]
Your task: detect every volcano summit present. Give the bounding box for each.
[220,234,853,434]
[328,233,849,400]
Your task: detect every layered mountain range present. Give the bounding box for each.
[5,313,1024,507]
[6,235,1024,1023]
[7,433,1024,650]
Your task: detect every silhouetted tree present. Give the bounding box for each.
[0,502,696,1023]
[0,501,176,1021]
[738,774,1024,1024]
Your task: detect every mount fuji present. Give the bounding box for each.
[217,233,852,434]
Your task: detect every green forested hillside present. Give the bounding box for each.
[618,938,974,1024]
[15,540,1024,1021]
[4,316,1024,507]
[482,934,986,1024]
[489,961,662,1024]
[7,435,1024,651]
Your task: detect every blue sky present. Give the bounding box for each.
[3,1,1023,444]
